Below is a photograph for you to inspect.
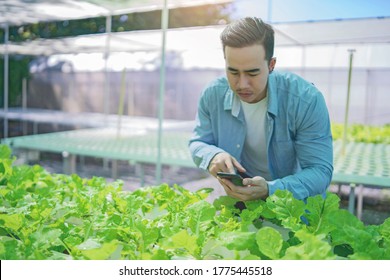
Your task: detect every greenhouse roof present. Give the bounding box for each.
[0,0,107,26]
[1,0,389,56]
[0,0,233,26]
[274,17,390,46]
[1,17,389,57]
[0,1,389,69]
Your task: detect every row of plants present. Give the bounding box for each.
[0,144,389,260]
[331,123,390,144]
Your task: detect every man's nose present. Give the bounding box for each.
[237,74,249,89]
[237,75,249,89]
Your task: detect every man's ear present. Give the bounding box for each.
[269,57,276,72]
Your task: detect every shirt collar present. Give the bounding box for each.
[267,72,278,117]
[224,88,241,117]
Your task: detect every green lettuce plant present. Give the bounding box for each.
[0,145,389,260]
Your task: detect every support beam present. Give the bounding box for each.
[156,0,169,185]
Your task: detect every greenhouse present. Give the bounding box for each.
[1,0,390,268]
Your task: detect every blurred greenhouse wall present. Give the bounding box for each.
[25,66,389,124]
[26,68,224,120]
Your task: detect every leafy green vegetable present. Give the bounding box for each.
[256,227,283,259]
[0,144,389,260]
[266,189,306,231]
[331,123,390,144]
[282,230,335,260]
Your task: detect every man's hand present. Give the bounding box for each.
[208,152,246,177]
[219,176,269,201]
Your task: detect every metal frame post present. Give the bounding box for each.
[341,49,356,155]
[156,0,169,184]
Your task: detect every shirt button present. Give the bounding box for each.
[237,144,240,148]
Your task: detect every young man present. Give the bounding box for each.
[189,17,333,202]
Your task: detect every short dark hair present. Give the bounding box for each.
[220,17,274,63]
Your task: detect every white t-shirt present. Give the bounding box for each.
[240,97,272,180]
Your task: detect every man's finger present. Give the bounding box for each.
[243,176,261,186]
[224,158,235,173]
[231,157,246,173]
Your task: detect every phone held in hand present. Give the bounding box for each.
[217,172,244,186]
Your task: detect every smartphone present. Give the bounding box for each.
[217,172,244,186]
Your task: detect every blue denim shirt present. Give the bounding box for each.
[189,71,333,200]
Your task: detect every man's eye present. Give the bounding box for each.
[248,72,260,76]
[230,72,239,75]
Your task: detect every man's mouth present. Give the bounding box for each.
[237,91,252,98]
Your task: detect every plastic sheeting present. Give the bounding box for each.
[0,0,108,26]
[1,17,389,56]
[0,0,232,26]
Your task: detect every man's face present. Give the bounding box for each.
[225,44,274,104]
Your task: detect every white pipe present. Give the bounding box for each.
[104,14,112,123]
[156,0,169,184]
[342,49,356,155]
[267,0,273,22]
